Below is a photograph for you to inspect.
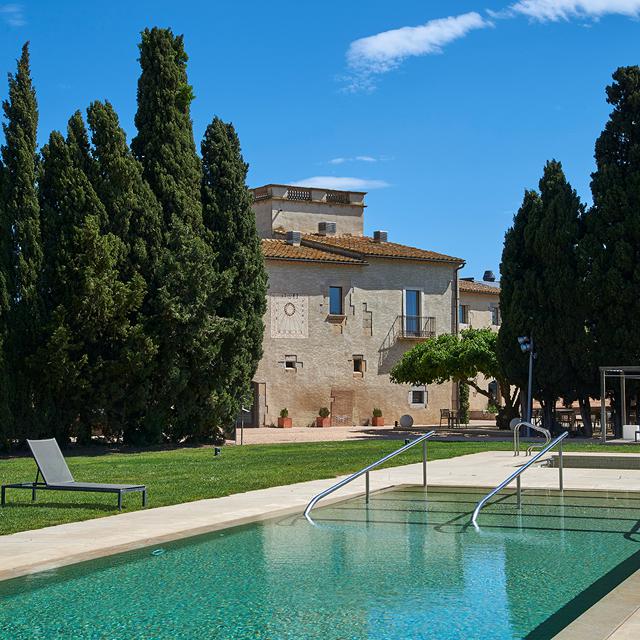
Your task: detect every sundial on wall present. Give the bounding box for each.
[271,294,308,339]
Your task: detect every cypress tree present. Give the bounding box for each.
[0,160,10,444]
[86,100,163,281]
[38,129,145,441]
[131,27,202,230]
[86,100,162,440]
[1,42,43,439]
[131,28,226,442]
[530,161,594,433]
[584,66,640,435]
[497,189,541,400]
[201,117,267,428]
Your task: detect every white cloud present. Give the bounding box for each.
[345,12,490,90]
[328,155,378,165]
[0,4,25,27]
[291,176,390,190]
[508,0,640,21]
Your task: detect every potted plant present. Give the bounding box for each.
[372,408,384,427]
[316,407,331,428]
[278,408,292,428]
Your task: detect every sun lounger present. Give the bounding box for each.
[1,438,146,511]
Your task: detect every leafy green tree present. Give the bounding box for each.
[391,328,519,428]
[201,117,267,430]
[584,66,640,435]
[1,42,43,439]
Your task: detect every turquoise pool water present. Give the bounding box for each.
[1,487,640,639]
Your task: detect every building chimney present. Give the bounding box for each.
[483,270,496,282]
[373,230,388,243]
[286,231,302,246]
[318,221,337,236]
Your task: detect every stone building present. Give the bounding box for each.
[458,276,501,416]
[247,183,465,428]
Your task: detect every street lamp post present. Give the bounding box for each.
[518,335,535,430]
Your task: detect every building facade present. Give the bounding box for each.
[249,184,465,428]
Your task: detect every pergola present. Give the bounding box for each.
[599,366,640,443]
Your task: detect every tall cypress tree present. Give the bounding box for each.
[497,189,541,398]
[530,161,594,432]
[86,100,162,440]
[86,100,163,281]
[38,129,146,441]
[1,42,43,439]
[0,160,10,444]
[131,28,226,442]
[201,117,267,427]
[131,27,202,230]
[584,66,640,435]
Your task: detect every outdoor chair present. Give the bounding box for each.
[439,409,450,427]
[1,438,146,511]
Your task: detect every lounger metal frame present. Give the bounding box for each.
[1,441,146,511]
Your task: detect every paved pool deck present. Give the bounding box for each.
[1,449,639,639]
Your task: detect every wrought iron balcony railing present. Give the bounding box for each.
[398,315,436,339]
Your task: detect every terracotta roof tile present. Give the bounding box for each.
[300,234,464,263]
[261,239,366,264]
[459,279,500,295]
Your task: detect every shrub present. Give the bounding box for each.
[279,408,289,418]
[319,407,330,418]
[372,408,383,418]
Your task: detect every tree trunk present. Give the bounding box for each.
[579,396,592,438]
[542,395,556,434]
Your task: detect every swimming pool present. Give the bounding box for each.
[1,486,639,639]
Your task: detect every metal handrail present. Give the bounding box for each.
[513,420,551,456]
[304,431,436,523]
[472,431,568,528]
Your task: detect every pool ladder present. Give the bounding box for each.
[472,431,568,528]
[303,431,436,524]
[512,420,551,457]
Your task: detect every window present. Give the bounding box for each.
[329,286,343,315]
[353,355,364,375]
[404,289,421,335]
[284,355,298,371]
[459,304,469,324]
[491,305,501,326]
[408,386,427,406]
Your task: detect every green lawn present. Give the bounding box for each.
[0,439,636,535]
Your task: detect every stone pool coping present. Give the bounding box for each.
[1,450,640,638]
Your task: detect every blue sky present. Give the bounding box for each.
[1,1,640,278]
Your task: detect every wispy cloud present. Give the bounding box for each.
[329,155,379,165]
[292,176,390,190]
[0,4,25,27]
[345,12,490,91]
[506,0,640,21]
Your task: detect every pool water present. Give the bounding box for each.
[1,487,640,639]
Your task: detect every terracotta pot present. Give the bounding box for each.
[372,416,385,426]
[316,417,331,428]
[278,417,292,428]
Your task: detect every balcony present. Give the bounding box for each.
[398,316,436,340]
